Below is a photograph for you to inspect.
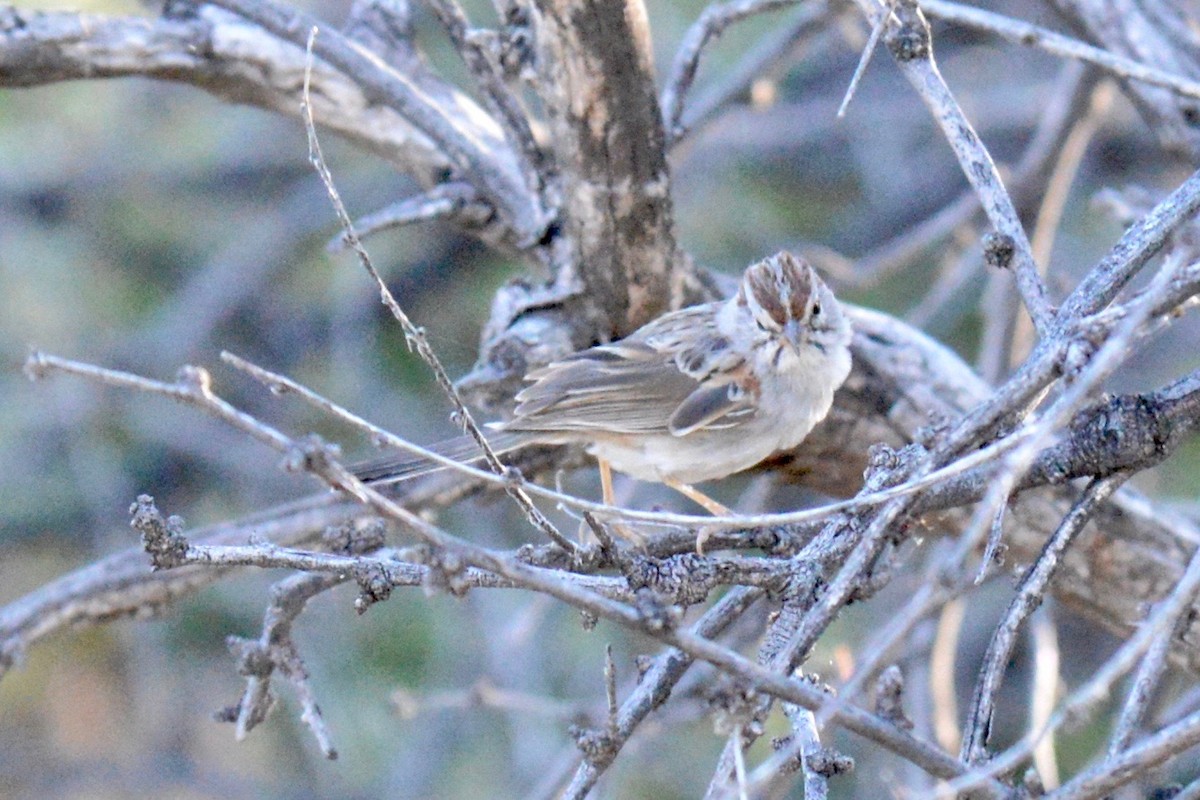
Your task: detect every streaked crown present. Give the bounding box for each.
[739,251,814,329]
[735,251,849,354]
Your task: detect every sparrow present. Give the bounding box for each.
[354,251,853,515]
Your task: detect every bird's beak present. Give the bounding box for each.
[783,318,805,351]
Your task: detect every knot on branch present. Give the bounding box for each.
[863,442,923,491]
[633,587,682,632]
[1035,391,1174,483]
[768,735,805,776]
[280,433,341,476]
[707,676,763,737]
[227,635,274,679]
[352,562,394,612]
[418,549,470,597]
[569,724,617,763]
[213,698,273,727]
[21,350,50,381]
[176,364,213,398]
[885,2,931,62]
[626,553,714,606]
[777,566,825,611]
[213,661,276,733]
[500,465,525,490]
[129,494,190,570]
[1062,336,1100,381]
[516,539,605,572]
[771,731,856,778]
[982,232,1017,269]
[752,523,816,557]
[322,518,387,555]
[807,747,856,778]
[874,665,914,731]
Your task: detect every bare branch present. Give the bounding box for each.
[220,569,346,759]
[960,475,1125,765]
[1057,165,1200,323]
[325,182,491,252]
[1042,708,1200,799]
[921,0,1200,102]
[0,8,444,188]
[858,59,1097,290]
[297,42,572,551]
[943,518,1200,795]
[0,492,352,679]
[1105,605,1184,758]
[422,0,545,201]
[205,0,544,243]
[562,587,763,797]
[853,0,1055,334]
[678,1,834,141]
[661,0,803,143]
[1046,0,1200,158]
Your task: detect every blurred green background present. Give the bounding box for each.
[2,0,1199,797]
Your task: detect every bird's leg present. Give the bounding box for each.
[663,479,732,516]
[663,479,732,555]
[593,458,646,549]
[599,457,616,506]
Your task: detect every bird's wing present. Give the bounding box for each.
[506,308,759,437]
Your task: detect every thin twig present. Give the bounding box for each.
[679,1,834,140]
[1105,606,1188,757]
[960,475,1125,765]
[903,245,979,330]
[603,643,619,732]
[941,517,1200,796]
[392,680,593,721]
[952,253,1193,578]
[422,0,546,205]
[856,60,1095,290]
[563,588,764,798]
[1042,709,1200,800]
[789,705,830,800]
[22,354,293,452]
[662,0,803,143]
[1029,608,1062,789]
[743,699,840,799]
[1011,81,1115,368]
[1057,165,1200,323]
[837,0,893,118]
[299,30,572,551]
[325,182,488,251]
[205,0,541,240]
[811,517,999,732]
[920,0,1200,102]
[218,569,346,758]
[855,0,1055,334]
[976,269,1020,384]
[146,537,629,598]
[27,347,983,783]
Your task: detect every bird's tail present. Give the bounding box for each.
[350,430,528,484]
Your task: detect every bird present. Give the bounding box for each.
[354,251,853,517]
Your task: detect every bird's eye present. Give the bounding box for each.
[812,301,822,316]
